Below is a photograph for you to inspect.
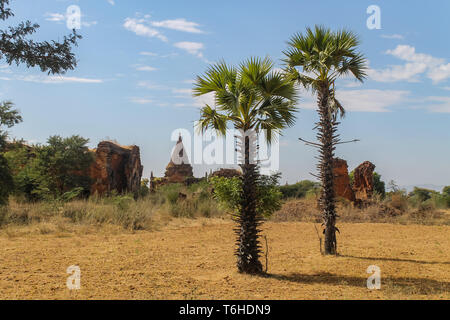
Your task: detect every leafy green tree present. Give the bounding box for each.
[443,186,450,197]
[0,101,22,150]
[0,0,81,74]
[443,186,450,208]
[194,57,297,274]
[0,154,13,205]
[0,101,22,205]
[409,187,433,203]
[285,26,367,255]
[373,172,386,198]
[5,136,94,201]
[35,135,94,197]
[4,144,42,201]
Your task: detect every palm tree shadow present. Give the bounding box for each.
[260,272,450,295]
[339,254,450,265]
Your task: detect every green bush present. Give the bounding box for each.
[210,176,242,211]
[279,180,320,199]
[373,172,386,198]
[442,186,450,208]
[409,187,434,203]
[210,173,283,218]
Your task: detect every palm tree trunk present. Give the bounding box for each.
[236,134,263,274]
[317,85,338,255]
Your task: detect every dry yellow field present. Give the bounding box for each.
[0,219,449,300]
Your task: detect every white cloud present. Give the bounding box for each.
[45,12,97,28]
[174,41,204,58]
[45,13,65,22]
[123,18,168,42]
[139,52,158,56]
[367,62,427,82]
[173,103,192,108]
[137,81,167,90]
[426,96,450,113]
[134,65,157,72]
[172,88,192,95]
[172,90,214,109]
[0,64,12,74]
[427,63,450,83]
[381,34,404,40]
[337,89,410,112]
[194,91,215,108]
[130,98,153,105]
[124,15,204,42]
[338,80,363,88]
[107,0,115,5]
[368,45,450,83]
[18,75,103,84]
[299,89,410,112]
[82,21,98,27]
[151,18,204,34]
[387,45,443,65]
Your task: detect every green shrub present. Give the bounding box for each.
[279,180,320,199]
[373,172,386,198]
[210,173,283,218]
[409,187,434,203]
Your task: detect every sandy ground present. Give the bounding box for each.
[0,220,449,300]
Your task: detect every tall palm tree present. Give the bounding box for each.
[284,26,367,255]
[194,57,298,273]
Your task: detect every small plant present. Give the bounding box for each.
[210,174,283,219]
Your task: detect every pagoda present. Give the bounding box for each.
[164,135,194,183]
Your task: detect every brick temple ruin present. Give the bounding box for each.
[89,141,143,196]
[332,158,376,205]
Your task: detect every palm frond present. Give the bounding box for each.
[196,104,228,136]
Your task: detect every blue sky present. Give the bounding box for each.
[2,0,450,188]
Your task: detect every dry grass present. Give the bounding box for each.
[0,194,449,300]
[0,219,449,300]
[273,198,450,226]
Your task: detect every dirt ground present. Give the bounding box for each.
[0,219,449,300]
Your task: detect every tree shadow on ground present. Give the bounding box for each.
[339,254,450,265]
[261,272,450,295]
